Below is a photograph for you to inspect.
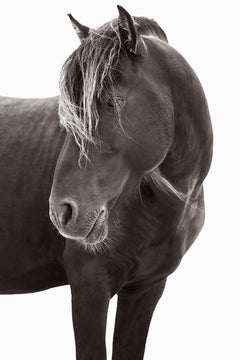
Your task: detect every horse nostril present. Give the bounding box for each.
[60,203,73,227]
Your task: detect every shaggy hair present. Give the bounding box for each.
[59,16,167,158]
[59,16,187,201]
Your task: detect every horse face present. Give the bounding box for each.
[49,38,174,250]
[49,131,130,249]
[98,50,174,175]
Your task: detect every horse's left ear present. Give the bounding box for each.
[68,13,90,41]
[117,5,140,54]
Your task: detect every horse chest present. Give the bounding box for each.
[106,202,181,290]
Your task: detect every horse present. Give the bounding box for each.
[0,5,213,360]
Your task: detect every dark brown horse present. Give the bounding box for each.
[0,6,213,360]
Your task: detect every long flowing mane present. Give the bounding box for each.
[59,17,167,155]
[59,16,187,201]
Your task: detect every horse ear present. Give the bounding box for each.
[117,5,139,54]
[67,14,90,41]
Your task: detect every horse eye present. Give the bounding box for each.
[107,99,115,108]
[107,97,123,108]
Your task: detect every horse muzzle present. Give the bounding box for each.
[49,201,109,247]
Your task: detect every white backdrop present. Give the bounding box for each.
[0,1,239,359]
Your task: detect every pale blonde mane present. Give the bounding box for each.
[144,168,189,202]
[59,21,122,161]
[58,16,186,201]
[58,17,167,161]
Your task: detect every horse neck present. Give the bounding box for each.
[159,62,213,198]
[160,97,212,199]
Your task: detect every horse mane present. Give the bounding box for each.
[59,16,187,201]
[59,16,167,155]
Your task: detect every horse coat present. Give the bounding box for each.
[0,6,213,360]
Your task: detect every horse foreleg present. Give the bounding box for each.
[112,278,167,360]
[63,243,111,360]
[71,283,110,360]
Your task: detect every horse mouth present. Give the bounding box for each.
[57,208,109,248]
[84,209,108,243]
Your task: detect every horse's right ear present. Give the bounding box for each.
[67,14,90,41]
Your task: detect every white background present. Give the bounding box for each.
[0,0,239,359]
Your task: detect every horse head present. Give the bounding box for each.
[49,6,176,252]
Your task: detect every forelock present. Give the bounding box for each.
[58,19,122,161]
